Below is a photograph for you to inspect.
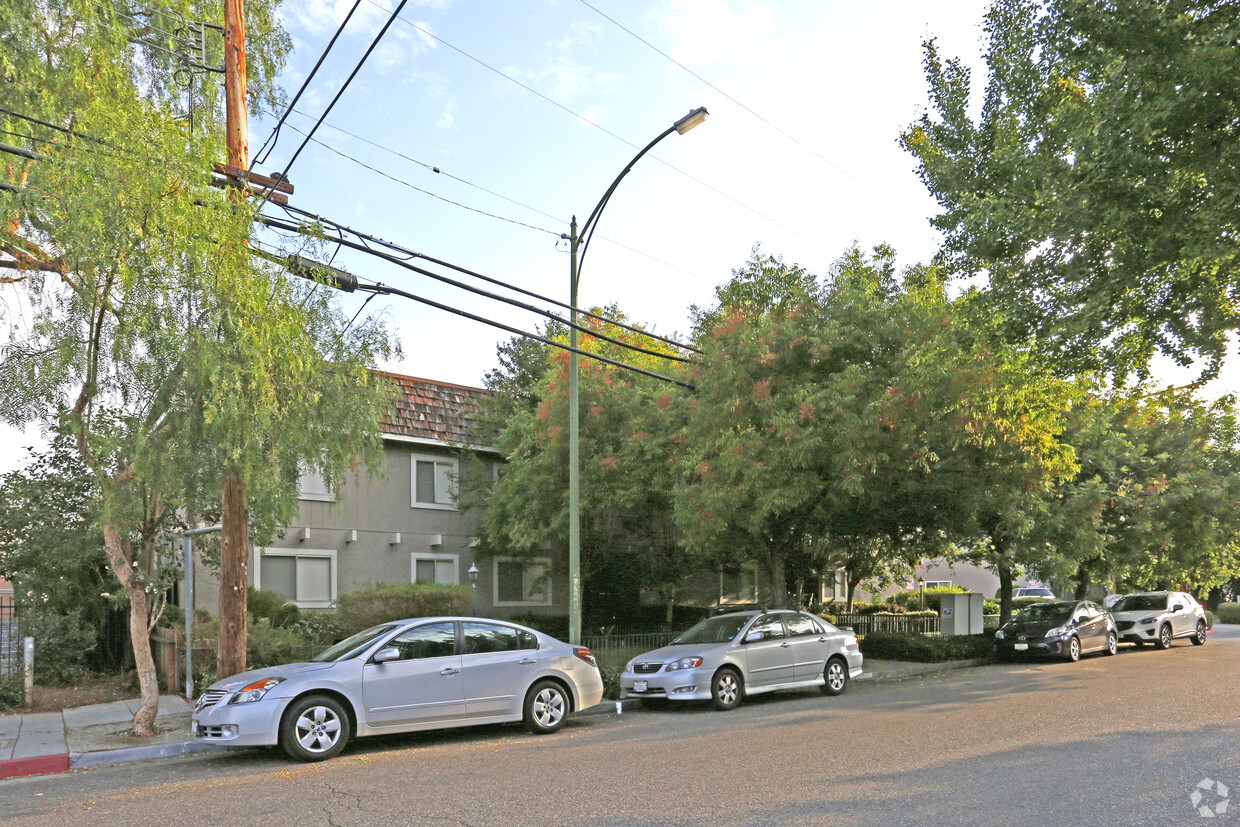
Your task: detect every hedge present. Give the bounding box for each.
[859,632,995,663]
[1215,603,1240,624]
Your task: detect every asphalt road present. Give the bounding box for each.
[2,632,1238,827]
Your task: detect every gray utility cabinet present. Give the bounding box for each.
[940,593,985,636]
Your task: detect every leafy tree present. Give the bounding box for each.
[902,0,1240,379]
[0,1,393,734]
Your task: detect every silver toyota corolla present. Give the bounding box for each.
[619,609,863,710]
[192,616,604,761]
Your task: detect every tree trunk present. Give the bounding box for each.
[997,560,1014,626]
[218,469,249,680]
[102,525,159,736]
[1073,563,1092,600]
[767,551,788,608]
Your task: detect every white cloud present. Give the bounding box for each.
[577,105,606,127]
[436,99,457,130]
[650,0,776,66]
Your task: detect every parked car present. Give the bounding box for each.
[192,617,604,761]
[1013,586,1056,599]
[618,608,863,710]
[1110,591,1207,649]
[994,600,1117,662]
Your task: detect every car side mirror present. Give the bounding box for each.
[1171,604,1184,612]
[744,631,763,644]
[372,646,400,664]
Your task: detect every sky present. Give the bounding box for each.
[1,0,1237,473]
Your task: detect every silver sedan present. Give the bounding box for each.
[192,617,604,761]
[619,609,863,710]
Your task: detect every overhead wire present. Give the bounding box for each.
[578,0,912,214]
[274,201,700,354]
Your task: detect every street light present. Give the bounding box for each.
[564,106,708,645]
[467,562,479,612]
[917,576,926,611]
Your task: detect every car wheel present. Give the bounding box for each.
[1105,632,1117,656]
[710,668,743,711]
[1065,636,1081,662]
[1156,624,1173,650]
[1192,620,1207,646]
[279,694,350,762]
[524,680,569,734]
[821,658,848,696]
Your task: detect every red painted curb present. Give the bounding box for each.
[0,753,71,780]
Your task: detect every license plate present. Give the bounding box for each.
[1014,643,1028,651]
[633,680,647,693]
[190,719,198,735]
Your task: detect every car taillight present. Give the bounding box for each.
[573,647,597,668]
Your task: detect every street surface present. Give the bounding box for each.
[2,630,1238,826]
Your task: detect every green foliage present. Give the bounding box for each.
[507,613,569,641]
[855,603,907,616]
[288,611,347,647]
[22,610,98,684]
[0,674,23,710]
[247,586,301,629]
[1011,597,1055,612]
[902,0,1240,377]
[984,599,1001,615]
[1215,603,1240,625]
[598,665,622,701]
[859,632,995,663]
[332,583,473,638]
[1204,610,1214,630]
[890,586,968,613]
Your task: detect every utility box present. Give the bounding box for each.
[940,592,984,636]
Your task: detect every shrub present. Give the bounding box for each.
[1011,596,1055,611]
[247,586,301,629]
[598,665,621,701]
[20,609,98,684]
[859,632,995,663]
[984,599,1001,615]
[508,613,569,640]
[1204,610,1215,630]
[289,610,347,646]
[856,602,906,615]
[333,582,473,637]
[891,585,968,613]
[1215,603,1240,624]
[0,674,23,710]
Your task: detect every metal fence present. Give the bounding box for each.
[0,595,25,678]
[581,631,681,672]
[831,613,1003,635]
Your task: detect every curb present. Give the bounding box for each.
[70,739,220,770]
[867,658,993,680]
[0,753,70,781]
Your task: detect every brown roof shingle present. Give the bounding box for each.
[380,371,492,448]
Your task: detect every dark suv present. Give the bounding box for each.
[994,600,1118,662]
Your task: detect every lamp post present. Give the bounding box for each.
[467,562,479,613]
[917,576,926,612]
[564,107,708,645]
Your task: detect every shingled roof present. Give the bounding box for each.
[380,371,494,449]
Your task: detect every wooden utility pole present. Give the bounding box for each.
[218,0,249,681]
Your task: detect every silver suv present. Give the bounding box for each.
[618,609,863,710]
[1110,591,1207,649]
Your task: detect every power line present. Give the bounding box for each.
[275,201,701,354]
[578,0,911,214]
[361,0,834,254]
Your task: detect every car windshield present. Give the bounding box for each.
[672,614,752,645]
[1112,595,1167,613]
[311,624,400,662]
[1020,588,1054,597]
[1014,604,1072,623]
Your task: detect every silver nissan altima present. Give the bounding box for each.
[619,608,863,710]
[191,617,604,761]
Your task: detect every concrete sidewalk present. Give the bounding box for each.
[0,657,991,781]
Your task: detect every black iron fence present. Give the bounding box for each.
[0,594,25,678]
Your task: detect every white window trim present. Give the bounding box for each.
[297,467,335,502]
[719,562,761,604]
[253,546,337,609]
[493,556,553,607]
[921,580,953,589]
[411,552,460,585]
[410,453,458,511]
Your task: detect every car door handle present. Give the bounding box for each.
[440,667,460,676]
[518,657,537,665]
[780,642,790,648]
[817,637,829,643]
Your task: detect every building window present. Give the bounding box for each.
[411,455,457,510]
[919,580,953,589]
[493,557,551,607]
[411,553,459,585]
[298,467,333,502]
[820,569,847,602]
[719,562,760,604]
[256,548,336,609]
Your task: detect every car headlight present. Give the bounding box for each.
[994,629,1005,640]
[1045,626,1066,639]
[230,678,285,704]
[664,656,704,672]
[1140,616,1159,625]
[624,660,635,673]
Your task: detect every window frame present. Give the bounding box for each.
[410,453,459,511]
[254,547,337,609]
[492,556,553,608]
[719,562,761,604]
[410,552,460,586]
[297,467,335,502]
